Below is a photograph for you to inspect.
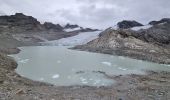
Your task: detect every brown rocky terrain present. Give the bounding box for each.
[0,13,98,53]
[73,19,170,64]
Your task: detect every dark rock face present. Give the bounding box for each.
[63,23,99,32]
[0,13,43,33]
[149,18,170,25]
[117,20,143,29]
[43,22,63,31]
[80,28,99,32]
[0,13,64,33]
[130,22,170,45]
[64,24,79,29]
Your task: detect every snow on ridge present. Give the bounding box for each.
[64,27,81,32]
[111,25,118,30]
[45,31,101,46]
[131,25,152,31]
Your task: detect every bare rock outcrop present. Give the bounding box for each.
[73,19,170,64]
[117,20,143,29]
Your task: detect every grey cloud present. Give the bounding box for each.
[0,0,170,29]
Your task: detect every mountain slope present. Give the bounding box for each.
[73,19,170,64]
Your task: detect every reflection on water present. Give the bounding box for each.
[10,46,170,86]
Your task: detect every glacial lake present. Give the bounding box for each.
[10,46,170,86]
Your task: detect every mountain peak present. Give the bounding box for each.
[64,23,79,29]
[117,20,143,29]
[149,18,170,25]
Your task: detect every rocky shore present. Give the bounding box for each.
[0,53,170,100]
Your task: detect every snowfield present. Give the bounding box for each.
[43,31,101,46]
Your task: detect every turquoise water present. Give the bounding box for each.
[10,46,170,86]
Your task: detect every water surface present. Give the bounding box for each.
[10,46,170,86]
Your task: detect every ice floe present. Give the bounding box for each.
[52,74,60,79]
[39,78,45,81]
[57,60,61,63]
[101,62,112,66]
[18,59,29,63]
[118,67,127,71]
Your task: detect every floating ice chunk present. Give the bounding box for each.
[67,76,71,79]
[82,81,88,84]
[18,59,29,63]
[57,60,61,63]
[118,56,125,60]
[14,56,21,60]
[39,78,44,81]
[89,78,93,81]
[95,80,101,84]
[80,77,88,84]
[71,68,76,71]
[52,74,60,79]
[118,67,127,71]
[101,62,112,66]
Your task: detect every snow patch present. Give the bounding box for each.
[64,27,81,32]
[111,25,118,30]
[131,25,152,31]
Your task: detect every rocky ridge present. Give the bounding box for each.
[0,13,98,53]
[73,18,170,64]
[117,20,143,29]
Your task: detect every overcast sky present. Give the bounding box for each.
[0,0,170,29]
